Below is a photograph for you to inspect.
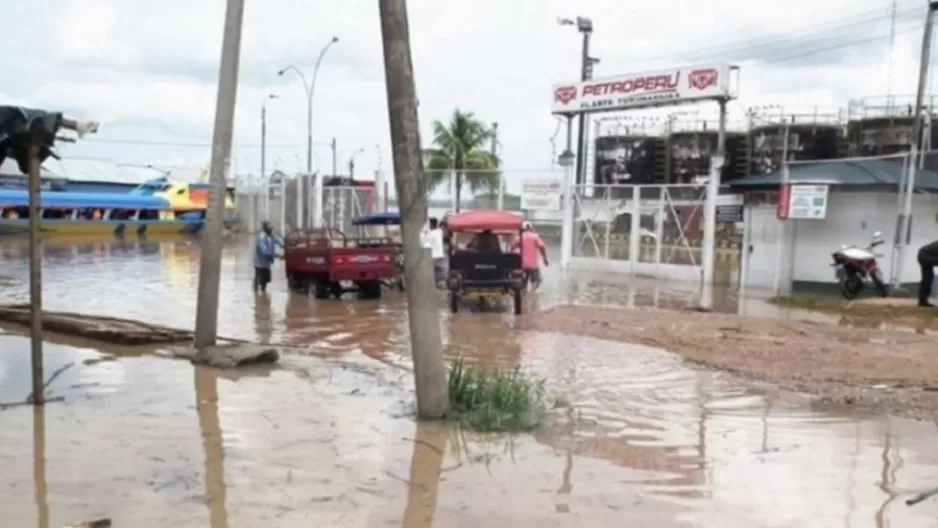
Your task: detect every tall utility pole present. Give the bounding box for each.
[897,0,938,286]
[194,0,245,348]
[558,16,599,187]
[260,94,277,222]
[379,0,449,419]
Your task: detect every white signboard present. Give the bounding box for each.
[787,185,829,219]
[520,180,562,211]
[551,63,732,115]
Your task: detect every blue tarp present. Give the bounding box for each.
[0,190,172,209]
[351,211,401,225]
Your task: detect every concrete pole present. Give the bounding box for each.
[194,0,245,348]
[896,1,938,285]
[27,142,44,405]
[699,99,727,308]
[491,122,504,209]
[331,137,338,177]
[260,105,267,223]
[773,120,791,295]
[379,0,449,418]
[374,168,386,212]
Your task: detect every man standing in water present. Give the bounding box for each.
[254,221,281,293]
[513,221,549,290]
[918,240,938,307]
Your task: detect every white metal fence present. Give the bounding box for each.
[234,173,380,234]
[565,184,742,283]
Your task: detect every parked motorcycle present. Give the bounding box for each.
[831,231,888,300]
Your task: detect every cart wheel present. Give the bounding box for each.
[329,281,344,299]
[513,288,523,315]
[313,278,330,299]
[358,282,382,300]
[449,291,459,313]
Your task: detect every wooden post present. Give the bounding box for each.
[27,141,44,405]
[379,0,449,418]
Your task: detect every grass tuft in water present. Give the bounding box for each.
[446,358,547,433]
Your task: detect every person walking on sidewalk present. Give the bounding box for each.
[918,240,938,307]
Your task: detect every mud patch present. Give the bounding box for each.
[522,306,938,421]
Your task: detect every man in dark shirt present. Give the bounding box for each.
[918,240,938,307]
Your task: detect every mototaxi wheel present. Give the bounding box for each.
[313,278,330,299]
[513,288,523,315]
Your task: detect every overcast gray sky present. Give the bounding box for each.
[0,0,931,190]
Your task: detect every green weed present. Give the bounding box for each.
[446,358,547,433]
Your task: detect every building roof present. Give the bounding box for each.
[0,189,171,209]
[728,158,938,192]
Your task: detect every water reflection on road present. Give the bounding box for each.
[0,238,937,527]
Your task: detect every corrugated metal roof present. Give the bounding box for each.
[0,158,62,178]
[729,159,938,191]
[53,159,165,185]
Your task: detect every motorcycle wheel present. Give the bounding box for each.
[838,276,864,300]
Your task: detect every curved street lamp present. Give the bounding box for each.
[277,36,340,175]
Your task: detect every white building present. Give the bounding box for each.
[730,158,938,294]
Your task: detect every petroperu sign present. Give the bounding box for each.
[551,64,732,114]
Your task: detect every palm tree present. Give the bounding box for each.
[424,109,499,212]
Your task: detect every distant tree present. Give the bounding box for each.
[423,109,499,211]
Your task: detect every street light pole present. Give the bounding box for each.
[558,16,599,187]
[348,147,365,178]
[261,94,278,222]
[278,36,339,176]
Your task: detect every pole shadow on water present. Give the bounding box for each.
[253,294,272,345]
[33,405,49,528]
[400,423,448,527]
[195,367,229,528]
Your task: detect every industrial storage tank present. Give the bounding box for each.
[666,117,747,183]
[592,134,660,185]
[748,107,844,175]
[844,97,938,169]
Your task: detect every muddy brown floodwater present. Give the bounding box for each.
[0,237,937,527]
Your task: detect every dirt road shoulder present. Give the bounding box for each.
[522,306,938,421]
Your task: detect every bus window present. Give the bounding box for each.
[138,209,160,221]
[43,208,74,220]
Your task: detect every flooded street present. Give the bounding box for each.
[1,238,937,527]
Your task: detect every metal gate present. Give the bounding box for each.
[321,185,377,233]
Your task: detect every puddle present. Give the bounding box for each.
[0,239,937,526]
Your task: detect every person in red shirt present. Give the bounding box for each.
[512,221,549,290]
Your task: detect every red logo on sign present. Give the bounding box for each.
[554,86,577,105]
[688,68,719,91]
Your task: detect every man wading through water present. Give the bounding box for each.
[512,221,549,290]
[918,240,938,307]
[254,221,282,293]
